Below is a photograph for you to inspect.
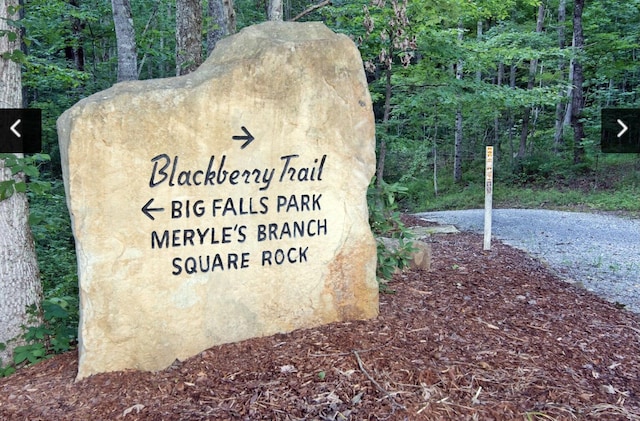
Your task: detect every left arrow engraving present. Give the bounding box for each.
[10,119,21,138]
[142,198,164,220]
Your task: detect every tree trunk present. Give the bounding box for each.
[135,2,159,79]
[494,62,504,165]
[606,78,614,107]
[571,0,585,164]
[453,21,463,184]
[375,65,392,189]
[0,0,43,367]
[111,0,138,82]
[431,116,438,197]
[518,107,532,159]
[176,0,202,76]
[476,20,483,83]
[564,55,574,127]
[207,0,236,55]
[267,0,283,21]
[553,0,567,151]
[454,109,463,183]
[159,2,172,77]
[508,63,516,167]
[65,0,85,72]
[517,3,545,160]
[291,0,331,21]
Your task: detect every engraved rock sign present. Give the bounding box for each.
[57,21,378,380]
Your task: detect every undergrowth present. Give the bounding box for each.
[368,180,416,291]
[402,153,640,214]
[0,180,78,378]
[0,297,77,377]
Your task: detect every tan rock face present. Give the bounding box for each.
[376,237,432,272]
[57,21,378,380]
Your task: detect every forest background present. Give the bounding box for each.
[1,0,639,374]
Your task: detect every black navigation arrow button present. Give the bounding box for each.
[0,109,41,153]
[232,126,255,149]
[601,108,640,153]
[142,198,164,220]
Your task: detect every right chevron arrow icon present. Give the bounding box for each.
[617,119,628,138]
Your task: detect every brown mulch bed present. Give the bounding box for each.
[2,218,640,420]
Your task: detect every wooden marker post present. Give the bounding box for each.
[484,146,493,251]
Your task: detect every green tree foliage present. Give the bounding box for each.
[7,0,638,372]
[20,0,639,182]
[321,0,639,204]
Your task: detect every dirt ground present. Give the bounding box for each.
[1,216,640,420]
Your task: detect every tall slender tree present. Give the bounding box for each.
[207,0,236,55]
[363,0,415,188]
[0,0,43,367]
[553,0,568,151]
[112,0,138,82]
[453,19,464,183]
[65,0,85,72]
[267,0,283,21]
[517,3,545,159]
[571,0,585,164]
[176,0,202,75]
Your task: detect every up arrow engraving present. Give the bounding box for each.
[232,126,255,149]
[142,198,164,220]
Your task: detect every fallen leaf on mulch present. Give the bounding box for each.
[1,225,639,420]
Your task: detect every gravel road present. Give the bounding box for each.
[416,209,640,313]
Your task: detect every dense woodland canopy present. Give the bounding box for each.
[18,0,640,185]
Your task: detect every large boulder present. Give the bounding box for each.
[57,21,379,380]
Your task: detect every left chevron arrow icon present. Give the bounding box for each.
[10,119,21,138]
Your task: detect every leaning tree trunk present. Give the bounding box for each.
[571,0,586,164]
[176,0,202,76]
[0,0,43,367]
[112,0,138,82]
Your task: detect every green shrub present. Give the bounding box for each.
[0,296,77,377]
[368,180,416,290]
